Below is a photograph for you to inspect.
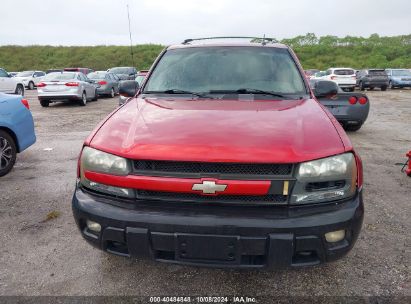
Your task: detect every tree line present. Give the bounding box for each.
[0,34,410,72]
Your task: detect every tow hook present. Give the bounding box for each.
[397,151,411,177]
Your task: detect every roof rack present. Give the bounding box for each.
[182,36,278,46]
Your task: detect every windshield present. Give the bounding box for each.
[109,67,132,74]
[144,46,307,96]
[392,70,411,76]
[16,71,34,77]
[88,72,106,79]
[43,73,76,81]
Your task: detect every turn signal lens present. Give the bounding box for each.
[21,99,30,109]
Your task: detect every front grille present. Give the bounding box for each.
[136,190,288,205]
[133,160,293,178]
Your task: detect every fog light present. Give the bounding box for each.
[325,230,345,243]
[86,220,101,233]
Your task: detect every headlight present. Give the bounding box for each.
[291,153,357,204]
[79,146,134,198]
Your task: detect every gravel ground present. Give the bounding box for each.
[0,90,410,298]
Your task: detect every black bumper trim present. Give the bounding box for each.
[72,188,364,269]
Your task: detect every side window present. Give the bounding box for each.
[77,74,83,81]
[0,69,8,77]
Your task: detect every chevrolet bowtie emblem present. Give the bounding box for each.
[192,180,227,194]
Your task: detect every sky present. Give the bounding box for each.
[1,0,410,46]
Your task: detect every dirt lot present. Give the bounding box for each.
[0,89,410,298]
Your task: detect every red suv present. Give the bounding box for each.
[72,38,364,269]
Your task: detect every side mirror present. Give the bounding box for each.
[119,80,139,97]
[314,80,338,98]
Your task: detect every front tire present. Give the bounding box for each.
[359,82,365,91]
[0,130,17,177]
[381,86,387,91]
[345,124,363,132]
[15,84,24,96]
[79,92,87,106]
[28,81,35,90]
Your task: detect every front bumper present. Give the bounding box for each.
[72,187,364,269]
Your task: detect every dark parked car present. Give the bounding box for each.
[310,79,369,131]
[107,67,138,80]
[87,71,119,98]
[73,38,364,269]
[356,69,389,91]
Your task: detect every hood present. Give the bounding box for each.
[89,97,347,163]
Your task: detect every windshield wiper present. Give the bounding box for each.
[208,89,287,98]
[235,88,287,98]
[144,89,215,99]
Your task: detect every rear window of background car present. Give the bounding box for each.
[368,70,387,76]
[44,73,76,81]
[334,69,355,75]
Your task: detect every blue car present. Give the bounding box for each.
[385,69,411,89]
[0,93,36,176]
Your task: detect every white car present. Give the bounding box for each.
[311,71,327,81]
[14,70,46,90]
[37,72,98,107]
[0,68,25,95]
[324,68,356,92]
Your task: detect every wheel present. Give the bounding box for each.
[28,81,35,90]
[0,130,17,177]
[15,84,24,96]
[359,82,365,91]
[79,91,87,106]
[344,124,363,132]
[92,90,98,101]
[39,99,50,107]
[381,86,387,91]
[110,88,115,98]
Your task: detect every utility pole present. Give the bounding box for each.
[127,4,135,67]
